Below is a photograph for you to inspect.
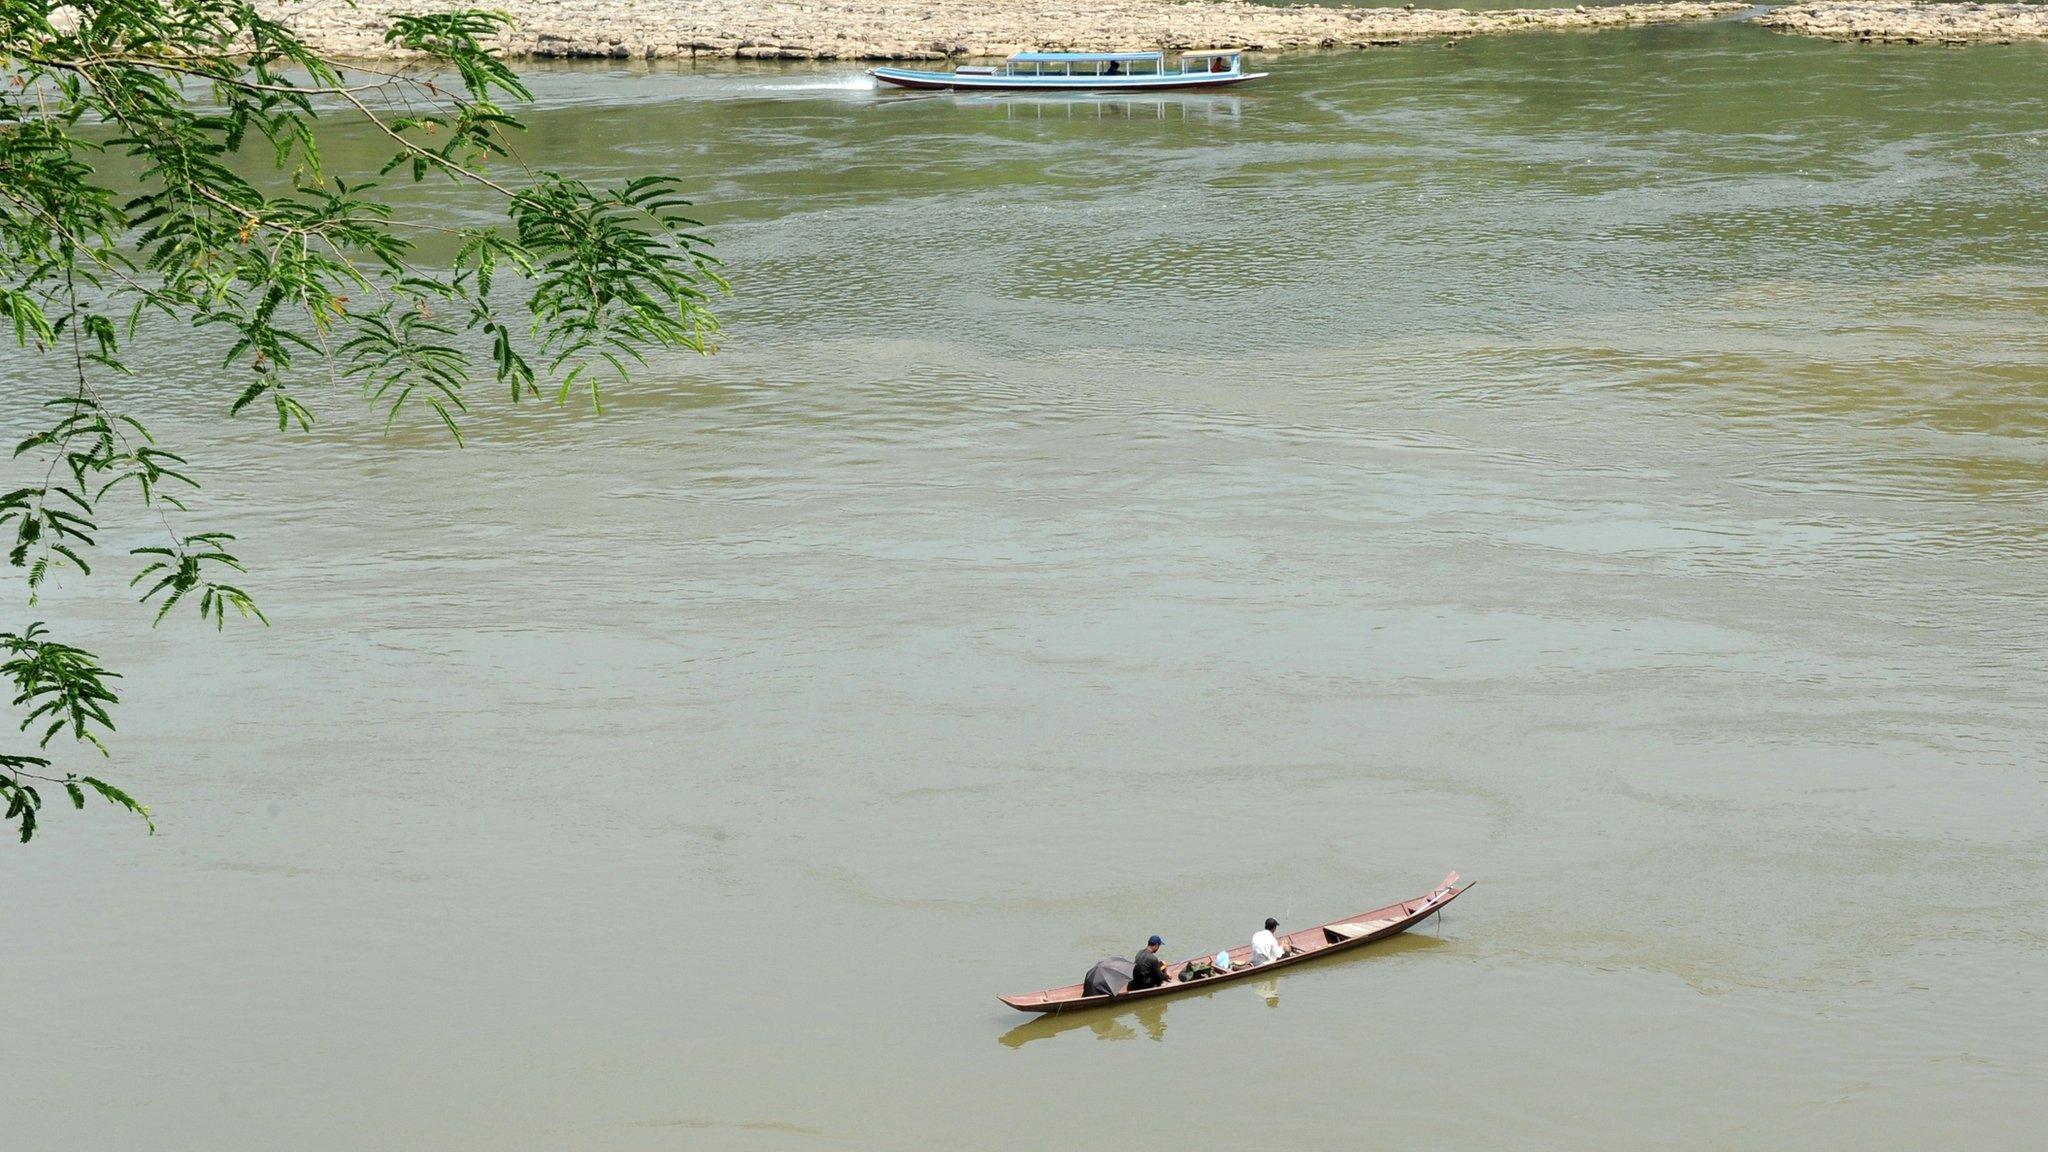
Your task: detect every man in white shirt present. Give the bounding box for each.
[1251,917,1288,965]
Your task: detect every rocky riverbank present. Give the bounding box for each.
[259,0,1752,61]
[1755,2,2048,44]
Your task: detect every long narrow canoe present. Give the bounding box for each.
[871,49,1266,93]
[869,65,1265,92]
[999,872,1470,1014]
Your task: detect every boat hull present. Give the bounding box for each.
[870,68,1268,92]
[998,874,1470,1014]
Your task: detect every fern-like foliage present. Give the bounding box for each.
[0,0,724,841]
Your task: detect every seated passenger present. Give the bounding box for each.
[1251,917,1289,965]
[1129,935,1168,990]
[1211,56,1228,73]
[1106,60,1122,76]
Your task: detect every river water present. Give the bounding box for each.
[7,22,2047,1152]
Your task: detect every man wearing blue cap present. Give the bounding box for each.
[1129,935,1169,990]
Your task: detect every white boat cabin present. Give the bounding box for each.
[990,49,1245,78]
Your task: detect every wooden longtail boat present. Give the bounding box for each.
[999,873,1470,1014]
[871,50,1266,93]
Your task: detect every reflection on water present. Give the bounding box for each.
[987,94,1244,125]
[874,90,1246,124]
[1000,997,1174,1048]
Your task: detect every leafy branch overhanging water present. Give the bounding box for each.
[0,0,725,841]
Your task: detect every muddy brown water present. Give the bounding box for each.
[6,24,2046,1151]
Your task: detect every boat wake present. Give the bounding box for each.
[748,76,876,93]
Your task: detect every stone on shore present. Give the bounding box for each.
[254,0,1752,61]
[1755,2,2048,44]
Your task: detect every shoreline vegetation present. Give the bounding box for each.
[252,0,2048,62]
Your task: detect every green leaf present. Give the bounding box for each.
[81,776,154,835]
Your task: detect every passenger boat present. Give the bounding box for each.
[999,873,1469,1014]
[869,50,1266,92]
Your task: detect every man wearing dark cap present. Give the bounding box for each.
[1129,935,1168,990]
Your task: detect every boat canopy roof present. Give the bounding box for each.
[1008,50,1165,63]
[1179,48,1245,58]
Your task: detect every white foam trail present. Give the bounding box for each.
[750,76,876,92]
